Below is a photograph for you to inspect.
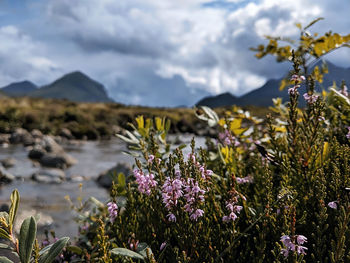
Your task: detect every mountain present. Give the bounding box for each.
[196,92,239,107]
[29,71,113,103]
[196,61,350,107]
[1,81,38,97]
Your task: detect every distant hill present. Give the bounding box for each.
[29,71,113,103]
[1,81,37,97]
[197,92,239,107]
[196,61,350,107]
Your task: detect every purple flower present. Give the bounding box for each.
[167,213,176,222]
[218,130,237,146]
[107,202,118,223]
[296,235,307,245]
[222,199,243,223]
[148,154,155,163]
[291,75,306,82]
[288,85,300,95]
[346,127,350,140]
[183,178,206,220]
[134,169,158,195]
[280,234,307,258]
[160,242,167,251]
[236,176,253,184]
[328,201,338,209]
[303,93,319,104]
[341,85,348,97]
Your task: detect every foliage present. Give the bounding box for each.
[0,190,69,263]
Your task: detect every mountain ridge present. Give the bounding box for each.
[1,71,113,103]
[196,61,350,107]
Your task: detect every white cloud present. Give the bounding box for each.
[1,0,350,106]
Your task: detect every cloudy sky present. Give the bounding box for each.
[0,0,350,106]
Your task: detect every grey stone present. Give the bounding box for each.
[0,166,15,184]
[1,157,16,168]
[96,162,132,188]
[31,168,65,184]
[39,153,77,169]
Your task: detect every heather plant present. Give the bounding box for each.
[1,20,350,263]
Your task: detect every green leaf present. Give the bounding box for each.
[0,228,11,240]
[66,246,83,255]
[19,216,37,263]
[0,257,14,263]
[117,173,126,188]
[110,248,144,260]
[0,243,13,250]
[9,189,20,227]
[39,237,69,263]
[136,243,153,259]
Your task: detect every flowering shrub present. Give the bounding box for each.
[1,20,350,262]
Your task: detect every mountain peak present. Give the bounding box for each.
[1,80,38,97]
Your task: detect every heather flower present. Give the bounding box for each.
[288,85,300,95]
[236,176,253,184]
[341,85,348,97]
[280,234,307,258]
[346,127,350,140]
[107,202,118,223]
[218,129,236,146]
[160,242,167,251]
[303,93,319,104]
[134,169,158,195]
[222,198,243,223]
[199,166,213,179]
[328,201,338,209]
[291,74,306,82]
[167,213,176,222]
[148,154,155,163]
[183,178,206,220]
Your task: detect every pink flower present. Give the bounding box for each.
[296,235,307,245]
[346,127,350,140]
[291,75,305,82]
[107,202,118,223]
[341,85,348,97]
[303,93,319,104]
[288,85,300,95]
[160,242,167,251]
[183,178,206,220]
[328,201,338,209]
[167,213,176,222]
[133,169,158,195]
[236,176,253,184]
[148,155,155,163]
[222,199,243,223]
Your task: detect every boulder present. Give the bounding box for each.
[14,209,54,234]
[0,134,10,145]
[59,128,74,140]
[0,166,15,184]
[9,128,34,146]
[0,157,16,168]
[41,136,65,154]
[31,129,43,139]
[39,153,77,169]
[31,168,65,184]
[28,146,46,160]
[97,163,132,188]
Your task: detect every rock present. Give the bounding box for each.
[69,175,85,182]
[9,128,34,146]
[0,166,15,184]
[41,136,65,154]
[39,153,77,169]
[31,129,43,139]
[28,146,46,160]
[32,168,65,184]
[59,128,74,140]
[0,204,9,212]
[0,157,16,168]
[14,209,54,234]
[0,134,10,145]
[97,163,132,188]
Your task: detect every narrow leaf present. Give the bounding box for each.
[9,189,20,227]
[0,257,14,263]
[39,237,69,263]
[110,248,144,260]
[19,216,37,263]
